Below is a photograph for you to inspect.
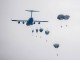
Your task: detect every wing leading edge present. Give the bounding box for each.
[35,21,48,22]
[12,20,27,24]
[34,20,48,24]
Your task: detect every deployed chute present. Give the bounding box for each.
[36,29,38,33]
[45,30,50,35]
[57,14,70,28]
[39,28,43,32]
[53,43,59,56]
[57,14,64,20]
[31,28,50,39]
[32,30,34,33]
[53,43,59,48]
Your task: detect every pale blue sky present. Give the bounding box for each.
[0,0,80,60]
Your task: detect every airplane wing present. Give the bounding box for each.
[35,21,48,22]
[12,20,27,24]
[34,21,48,24]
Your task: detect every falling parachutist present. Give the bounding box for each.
[57,53,58,56]
[66,25,67,27]
[36,36,37,37]
[46,40,47,42]
[61,25,62,28]
[40,36,41,38]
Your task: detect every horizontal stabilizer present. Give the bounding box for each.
[25,10,39,12]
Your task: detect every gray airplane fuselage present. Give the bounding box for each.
[26,17,34,26]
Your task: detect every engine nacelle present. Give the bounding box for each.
[38,22,40,24]
[22,21,25,24]
[18,21,20,24]
[34,22,35,24]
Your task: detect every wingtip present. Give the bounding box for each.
[11,20,17,21]
[11,18,13,21]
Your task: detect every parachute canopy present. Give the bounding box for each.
[64,15,70,20]
[57,14,64,20]
[36,29,38,33]
[32,30,34,33]
[57,14,70,20]
[53,43,59,48]
[39,28,43,32]
[45,30,50,35]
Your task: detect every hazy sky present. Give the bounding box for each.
[0,0,80,60]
